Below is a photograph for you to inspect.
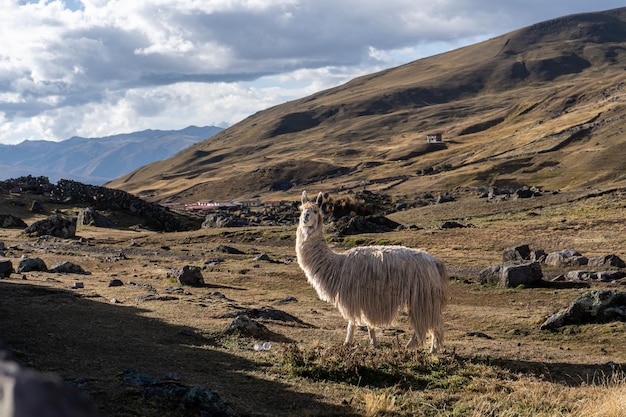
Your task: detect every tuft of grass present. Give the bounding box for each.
[278,343,471,390]
[574,372,626,417]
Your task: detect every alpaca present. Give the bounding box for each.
[296,191,448,352]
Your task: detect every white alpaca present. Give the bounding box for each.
[296,191,448,352]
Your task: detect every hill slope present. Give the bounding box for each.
[0,126,222,185]
[108,7,626,202]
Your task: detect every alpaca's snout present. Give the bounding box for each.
[302,212,309,223]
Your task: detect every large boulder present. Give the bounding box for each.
[478,261,543,287]
[49,261,89,275]
[167,265,205,287]
[0,214,28,229]
[22,214,77,238]
[0,359,101,417]
[17,258,48,273]
[540,290,626,330]
[0,258,13,278]
[544,249,588,267]
[502,245,531,262]
[587,254,626,268]
[77,207,117,228]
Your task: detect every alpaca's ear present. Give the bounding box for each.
[301,191,308,205]
[316,192,324,206]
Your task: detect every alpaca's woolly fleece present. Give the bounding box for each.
[296,191,448,351]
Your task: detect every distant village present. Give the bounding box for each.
[163,199,286,212]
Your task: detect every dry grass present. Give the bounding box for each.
[0,189,625,416]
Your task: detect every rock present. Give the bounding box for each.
[77,207,117,228]
[253,253,272,262]
[540,290,626,330]
[30,200,44,213]
[0,360,101,417]
[16,258,48,273]
[167,265,205,287]
[440,221,466,229]
[223,315,270,337]
[121,369,237,416]
[502,244,531,261]
[275,296,298,305]
[478,261,543,287]
[0,258,13,278]
[108,279,124,287]
[436,193,455,204]
[595,271,626,282]
[220,307,306,325]
[530,249,547,263]
[22,214,77,238]
[335,215,401,236]
[544,249,588,267]
[0,214,28,229]
[215,245,245,255]
[587,254,626,268]
[202,212,249,228]
[49,261,89,275]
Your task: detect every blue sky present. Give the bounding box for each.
[0,1,623,144]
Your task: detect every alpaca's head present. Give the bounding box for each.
[299,191,324,231]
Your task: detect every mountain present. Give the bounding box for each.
[0,126,223,185]
[108,7,626,203]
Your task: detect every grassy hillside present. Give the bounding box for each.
[107,8,626,203]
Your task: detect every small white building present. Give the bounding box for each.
[426,132,443,143]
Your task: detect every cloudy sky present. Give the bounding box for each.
[0,1,622,145]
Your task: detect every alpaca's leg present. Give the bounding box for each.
[368,326,377,348]
[344,321,355,344]
[430,317,445,353]
[406,333,417,349]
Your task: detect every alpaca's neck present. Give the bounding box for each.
[296,224,342,302]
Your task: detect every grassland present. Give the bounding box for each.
[0,188,624,416]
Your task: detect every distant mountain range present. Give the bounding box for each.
[0,126,223,185]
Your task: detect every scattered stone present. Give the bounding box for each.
[540,290,626,330]
[50,261,89,275]
[202,212,249,228]
[108,279,124,287]
[0,214,28,229]
[596,271,626,282]
[215,245,245,255]
[77,207,118,228]
[478,261,543,288]
[135,294,179,303]
[16,257,48,273]
[465,331,494,339]
[121,368,237,416]
[0,258,13,278]
[223,314,270,337]
[544,249,588,267]
[587,254,626,268]
[22,214,77,238]
[275,296,298,305]
[0,360,101,417]
[502,244,531,262]
[440,221,466,229]
[253,253,272,262]
[30,200,44,213]
[72,282,84,289]
[167,265,205,287]
[219,307,307,326]
[436,193,455,204]
[530,249,547,263]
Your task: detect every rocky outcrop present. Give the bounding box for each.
[16,258,48,273]
[478,261,543,287]
[167,265,205,287]
[544,249,588,267]
[540,290,626,330]
[22,214,77,238]
[0,259,13,278]
[52,180,188,232]
[77,207,118,228]
[0,214,28,229]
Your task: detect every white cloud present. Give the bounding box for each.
[0,0,623,144]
